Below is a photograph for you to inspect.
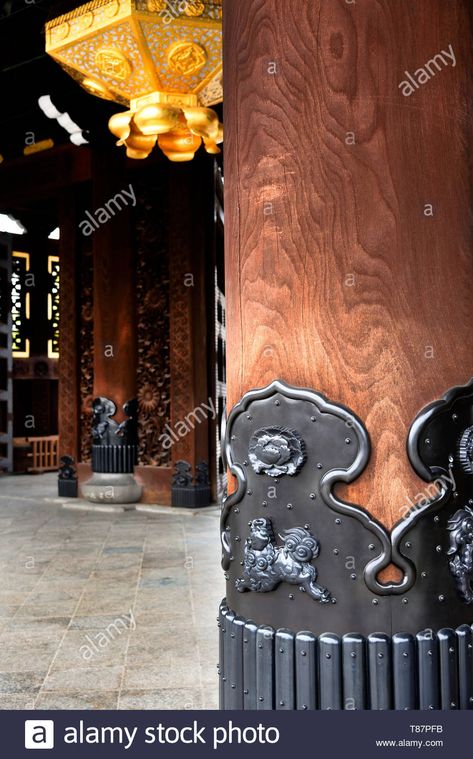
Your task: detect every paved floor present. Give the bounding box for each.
[0,473,224,709]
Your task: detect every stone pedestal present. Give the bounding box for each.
[81,472,142,505]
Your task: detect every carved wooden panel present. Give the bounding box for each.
[58,193,79,460]
[79,244,94,462]
[134,173,171,466]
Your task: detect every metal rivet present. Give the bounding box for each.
[405,541,411,548]
[301,650,307,656]
[378,652,383,658]
[403,651,408,658]
[335,518,342,525]
[368,544,375,551]
[372,599,379,605]
[279,648,284,653]
[333,549,339,555]
[452,413,458,421]
[231,633,235,638]
[451,701,456,708]
[289,594,294,600]
[287,503,293,510]
[434,515,440,523]
[436,545,442,553]
[274,400,280,406]
[325,653,331,659]
[309,493,316,499]
[449,647,455,654]
[240,561,244,566]
[304,524,310,529]
[424,438,431,445]
[243,638,248,644]
[317,463,323,469]
[258,696,264,702]
[258,644,263,649]
[299,586,306,592]
[421,571,427,578]
[454,491,459,498]
[222,677,227,682]
[234,508,240,514]
[345,438,351,444]
[350,651,356,658]
[231,684,236,689]
[235,536,241,542]
[243,689,249,695]
[302,705,308,710]
[351,573,357,580]
[231,435,236,440]
[243,460,248,466]
[246,415,253,420]
[224,573,229,580]
[247,490,252,496]
[262,501,267,507]
[279,700,284,706]
[310,416,316,422]
[402,598,408,605]
[428,650,432,657]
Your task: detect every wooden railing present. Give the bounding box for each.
[13,436,59,473]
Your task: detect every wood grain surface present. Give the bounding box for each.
[224,0,473,528]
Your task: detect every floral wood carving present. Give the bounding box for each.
[79,246,94,462]
[134,177,171,466]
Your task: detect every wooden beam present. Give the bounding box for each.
[0,145,91,206]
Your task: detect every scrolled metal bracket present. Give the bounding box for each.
[220,380,414,605]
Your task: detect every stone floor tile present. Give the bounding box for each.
[35,691,119,709]
[42,665,124,691]
[0,694,36,709]
[118,689,203,710]
[0,672,46,694]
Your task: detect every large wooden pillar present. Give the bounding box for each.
[168,161,212,499]
[220,0,473,710]
[224,0,473,529]
[92,150,136,417]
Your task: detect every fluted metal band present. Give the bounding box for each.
[218,602,473,711]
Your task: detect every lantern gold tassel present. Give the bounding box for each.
[108,103,223,162]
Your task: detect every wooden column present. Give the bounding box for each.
[224,0,473,528]
[169,160,212,473]
[91,149,136,418]
[58,192,79,460]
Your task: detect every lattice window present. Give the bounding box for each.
[47,255,60,358]
[11,252,30,358]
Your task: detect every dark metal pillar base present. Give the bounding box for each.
[218,602,473,711]
[171,460,211,508]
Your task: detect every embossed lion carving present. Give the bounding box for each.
[236,517,332,603]
[447,504,473,603]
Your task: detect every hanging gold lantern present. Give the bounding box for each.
[45,0,223,161]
